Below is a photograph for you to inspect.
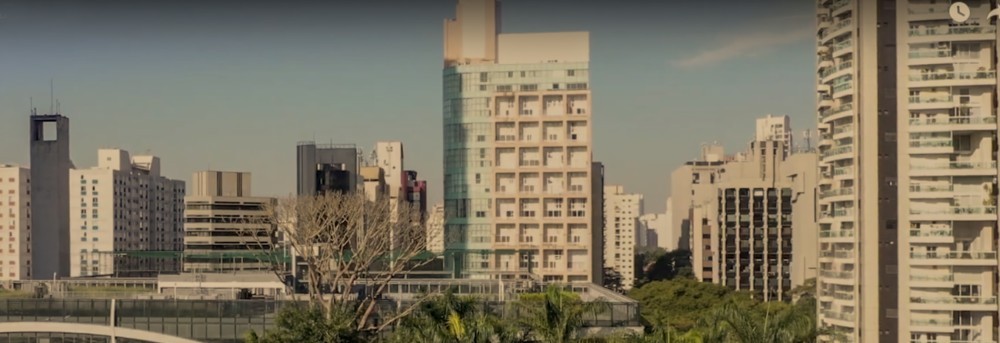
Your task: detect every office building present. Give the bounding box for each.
[296,142,361,196]
[29,113,72,279]
[69,149,185,277]
[670,144,728,251]
[427,204,445,254]
[442,0,600,282]
[602,185,643,290]
[182,171,277,273]
[815,0,898,341]
[896,1,1000,341]
[0,165,30,280]
[361,166,388,202]
[375,142,404,207]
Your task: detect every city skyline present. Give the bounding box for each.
[0,0,814,210]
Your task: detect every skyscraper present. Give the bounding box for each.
[442,0,599,282]
[816,0,898,341]
[296,142,361,196]
[602,185,642,290]
[897,1,999,341]
[29,113,72,279]
[0,165,31,280]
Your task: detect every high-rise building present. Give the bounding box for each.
[602,185,643,290]
[29,114,72,279]
[183,171,276,274]
[69,149,185,277]
[361,166,388,202]
[670,144,727,252]
[815,0,898,341]
[404,170,428,224]
[375,142,404,206]
[427,204,445,254]
[296,142,361,196]
[755,114,793,156]
[712,140,818,301]
[442,0,599,282]
[0,165,31,280]
[896,1,999,341]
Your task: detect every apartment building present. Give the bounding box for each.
[603,185,643,289]
[714,141,818,302]
[183,171,276,273]
[897,1,1000,342]
[639,209,670,250]
[69,149,185,277]
[815,0,899,341]
[670,144,728,252]
[0,165,30,280]
[427,204,445,254]
[442,0,600,283]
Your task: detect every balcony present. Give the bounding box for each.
[832,166,853,179]
[820,208,854,221]
[821,310,855,325]
[820,251,855,262]
[818,94,834,110]
[821,145,853,162]
[910,207,998,222]
[910,295,998,311]
[907,6,950,21]
[908,25,996,42]
[831,82,853,97]
[820,270,853,280]
[819,187,854,200]
[820,230,855,242]
[909,228,953,237]
[910,251,999,266]
[908,184,953,199]
[909,318,953,332]
[831,40,853,56]
[908,95,954,110]
[909,71,997,87]
[820,19,853,43]
[910,161,997,177]
[820,102,853,122]
[909,115,997,133]
[830,0,850,13]
[908,139,952,154]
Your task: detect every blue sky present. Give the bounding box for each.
[0,0,815,211]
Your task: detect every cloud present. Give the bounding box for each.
[672,19,813,69]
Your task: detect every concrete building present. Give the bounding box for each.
[639,200,672,250]
[895,2,1000,341]
[375,142,404,208]
[713,141,818,302]
[442,0,600,283]
[670,144,727,251]
[816,0,900,342]
[427,204,445,254]
[361,166,388,202]
[29,114,73,279]
[182,171,277,274]
[404,170,428,224]
[815,1,899,341]
[755,115,793,155]
[602,185,643,290]
[296,142,361,196]
[0,165,30,280]
[69,149,185,277]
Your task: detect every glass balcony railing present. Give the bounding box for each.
[820,188,854,199]
[909,71,997,82]
[822,145,853,158]
[832,40,852,52]
[909,228,953,237]
[830,0,850,12]
[909,251,998,260]
[909,95,953,104]
[833,125,853,134]
[832,82,852,93]
[909,318,952,327]
[910,161,997,170]
[909,139,952,148]
[909,274,954,282]
[909,184,952,192]
[910,207,998,216]
[822,310,855,322]
[820,61,853,78]
[833,167,852,176]
[908,50,951,59]
[820,230,855,238]
[907,6,949,15]
[910,296,998,305]
[908,25,996,37]
[820,251,854,258]
[820,102,852,120]
[820,208,853,219]
[820,270,853,279]
[910,116,997,126]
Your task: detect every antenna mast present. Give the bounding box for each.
[49,79,54,115]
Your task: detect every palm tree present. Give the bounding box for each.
[700,300,817,343]
[516,285,609,343]
[391,291,523,343]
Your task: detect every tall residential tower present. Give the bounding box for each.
[443,0,600,282]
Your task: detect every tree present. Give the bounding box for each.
[601,268,624,293]
[636,249,692,286]
[255,192,440,336]
[699,300,818,343]
[628,278,732,332]
[390,291,523,343]
[245,305,361,343]
[516,285,608,343]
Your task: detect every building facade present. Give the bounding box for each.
[0,165,30,280]
[670,144,728,252]
[296,142,361,196]
[69,149,185,277]
[29,114,72,279]
[602,185,643,290]
[816,0,899,341]
[183,171,276,274]
[896,1,1000,342]
[442,0,600,283]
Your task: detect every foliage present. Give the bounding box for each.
[246,305,363,343]
[389,291,522,343]
[628,278,733,332]
[253,192,440,334]
[515,285,608,343]
[636,249,693,286]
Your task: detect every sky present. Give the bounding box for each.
[0,0,815,212]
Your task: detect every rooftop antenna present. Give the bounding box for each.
[49,79,54,115]
[55,99,60,115]
[30,97,36,116]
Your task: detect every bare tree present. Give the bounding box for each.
[255,192,439,334]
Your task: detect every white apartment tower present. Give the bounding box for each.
[816,0,899,341]
[755,114,793,155]
[897,1,1000,342]
[375,141,404,208]
[443,0,600,282]
[0,165,30,280]
[603,185,643,289]
[70,149,185,277]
